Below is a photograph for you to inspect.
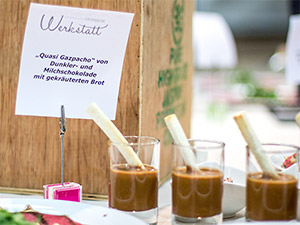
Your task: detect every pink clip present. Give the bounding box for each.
[43,182,82,202]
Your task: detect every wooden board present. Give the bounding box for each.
[141,0,194,180]
[0,0,193,197]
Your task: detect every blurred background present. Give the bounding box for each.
[191,0,300,168]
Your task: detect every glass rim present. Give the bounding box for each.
[173,139,225,150]
[246,143,300,153]
[109,135,160,146]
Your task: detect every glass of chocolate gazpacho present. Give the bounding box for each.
[109,136,160,225]
[172,139,224,224]
[246,143,299,221]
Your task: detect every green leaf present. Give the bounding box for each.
[0,209,37,225]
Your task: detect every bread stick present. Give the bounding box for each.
[164,114,199,171]
[295,112,300,128]
[233,111,279,179]
[86,103,144,168]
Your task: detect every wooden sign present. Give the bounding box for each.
[0,0,193,198]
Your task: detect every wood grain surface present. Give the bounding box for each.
[0,0,193,197]
[141,0,194,179]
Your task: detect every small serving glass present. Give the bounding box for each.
[246,143,299,221]
[172,139,224,224]
[109,136,160,225]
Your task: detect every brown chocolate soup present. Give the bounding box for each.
[172,167,223,218]
[109,164,158,211]
[246,172,298,221]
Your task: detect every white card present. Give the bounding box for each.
[15,3,134,119]
[286,15,300,84]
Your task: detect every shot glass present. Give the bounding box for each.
[109,136,160,225]
[246,143,299,221]
[172,139,224,224]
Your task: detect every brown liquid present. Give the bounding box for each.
[109,164,158,211]
[247,172,298,221]
[172,167,223,218]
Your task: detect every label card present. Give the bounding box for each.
[286,15,300,84]
[15,3,134,119]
